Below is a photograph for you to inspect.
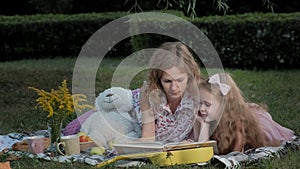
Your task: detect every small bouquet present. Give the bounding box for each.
[29,80,94,149]
[29,80,93,124]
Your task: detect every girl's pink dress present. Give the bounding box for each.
[251,106,295,144]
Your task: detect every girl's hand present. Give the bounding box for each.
[193,109,210,142]
[195,110,206,124]
[197,122,210,142]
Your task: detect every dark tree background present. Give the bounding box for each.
[0,0,299,16]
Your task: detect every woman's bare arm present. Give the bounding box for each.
[140,81,155,141]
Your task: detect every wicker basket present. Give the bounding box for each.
[80,141,97,151]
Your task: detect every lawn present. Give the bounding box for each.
[0,57,299,169]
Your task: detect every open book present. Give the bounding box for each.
[113,140,217,155]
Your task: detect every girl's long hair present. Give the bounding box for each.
[200,73,266,154]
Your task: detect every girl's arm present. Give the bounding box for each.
[194,110,210,142]
[197,122,210,142]
[193,120,200,141]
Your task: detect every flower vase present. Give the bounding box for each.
[47,122,62,154]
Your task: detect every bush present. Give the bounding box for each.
[0,12,299,70]
[130,12,300,70]
[0,12,131,61]
[194,13,300,69]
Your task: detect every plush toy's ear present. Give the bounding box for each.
[114,87,134,112]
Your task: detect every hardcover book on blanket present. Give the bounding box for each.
[113,140,217,155]
[97,140,217,167]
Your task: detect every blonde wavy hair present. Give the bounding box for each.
[146,42,202,107]
[199,73,266,154]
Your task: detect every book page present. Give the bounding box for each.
[113,140,217,155]
[163,140,217,151]
[113,142,164,155]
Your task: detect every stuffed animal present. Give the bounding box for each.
[80,87,142,148]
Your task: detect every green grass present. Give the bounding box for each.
[0,57,299,169]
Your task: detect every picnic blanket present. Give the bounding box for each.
[212,139,299,168]
[1,132,299,168]
[0,131,108,165]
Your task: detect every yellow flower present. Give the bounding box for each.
[29,80,94,124]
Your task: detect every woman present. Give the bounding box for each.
[64,41,203,143]
[139,41,202,143]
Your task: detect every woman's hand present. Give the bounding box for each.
[140,81,150,110]
[140,81,156,139]
[140,81,154,123]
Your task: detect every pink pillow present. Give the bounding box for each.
[63,109,96,136]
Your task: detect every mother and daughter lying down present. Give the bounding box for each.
[64,42,295,155]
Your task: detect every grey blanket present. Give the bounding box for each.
[211,137,299,168]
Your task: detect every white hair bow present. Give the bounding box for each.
[208,74,231,95]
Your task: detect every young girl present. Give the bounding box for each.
[195,73,295,154]
[140,41,202,143]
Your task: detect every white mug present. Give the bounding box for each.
[56,135,80,155]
